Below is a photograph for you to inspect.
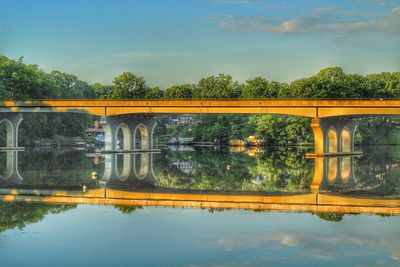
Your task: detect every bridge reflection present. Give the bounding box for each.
[1,150,399,215]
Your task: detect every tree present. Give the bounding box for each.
[146,86,164,99]
[164,84,195,99]
[241,77,287,99]
[92,82,114,99]
[248,115,312,146]
[194,73,241,99]
[49,70,95,99]
[111,72,147,99]
[0,56,57,99]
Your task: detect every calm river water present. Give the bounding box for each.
[0,146,399,266]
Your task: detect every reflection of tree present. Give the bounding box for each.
[13,149,102,187]
[153,147,312,192]
[354,146,400,194]
[114,205,143,214]
[0,203,76,233]
[313,212,344,222]
[245,148,313,192]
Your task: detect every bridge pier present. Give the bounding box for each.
[0,113,23,149]
[310,155,357,193]
[0,151,23,184]
[100,115,158,151]
[101,152,157,185]
[311,117,357,156]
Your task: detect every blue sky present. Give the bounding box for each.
[1,0,399,87]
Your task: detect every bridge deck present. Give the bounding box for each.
[0,99,400,118]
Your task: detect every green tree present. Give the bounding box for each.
[146,86,164,99]
[241,77,287,99]
[194,73,241,99]
[49,70,95,99]
[164,84,195,99]
[92,82,114,99]
[111,72,147,99]
[0,56,56,99]
[248,115,312,145]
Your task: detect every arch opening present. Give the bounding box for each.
[134,153,149,179]
[327,126,338,153]
[341,126,351,153]
[116,123,131,150]
[115,154,132,181]
[340,157,351,182]
[0,119,13,148]
[328,158,338,183]
[134,124,149,150]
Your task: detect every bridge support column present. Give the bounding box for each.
[100,115,157,151]
[311,155,357,193]
[311,117,357,156]
[101,152,157,185]
[0,113,23,149]
[0,151,23,183]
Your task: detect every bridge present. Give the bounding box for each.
[1,99,400,155]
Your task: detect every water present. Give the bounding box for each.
[0,146,399,266]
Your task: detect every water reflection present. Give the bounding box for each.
[0,146,400,194]
[0,145,399,266]
[0,146,399,212]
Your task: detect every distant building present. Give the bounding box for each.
[170,160,196,175]
[170,114,196,125]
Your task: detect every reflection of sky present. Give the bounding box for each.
[0,206,399,266]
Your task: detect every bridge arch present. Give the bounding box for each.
[341,126,351,153]
[134,153,149,179]
[115,154,132,181]
[0,119,13,147]
[327,126,338,153]
[115,123,131,150]
[340,157,351,182]
[134,123,149,149]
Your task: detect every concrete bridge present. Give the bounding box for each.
[0,99,400,155]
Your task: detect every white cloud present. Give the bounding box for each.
[209,7,400,34]
[212,231,400,261]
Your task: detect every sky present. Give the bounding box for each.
[1,0,399,88]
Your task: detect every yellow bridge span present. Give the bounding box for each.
[1,99,400,118]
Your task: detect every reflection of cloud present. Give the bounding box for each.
[115,50,190,60]
[212,231,400,261]
[209,7,400,34]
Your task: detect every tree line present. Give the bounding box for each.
[1,55,400,145]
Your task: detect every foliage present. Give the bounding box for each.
[241,77,287,99]
[193,73,241,99]
[248,115,312,145]
[0,56,96,144]
[92,82,114,99]
[0,203,76,233]
[314,212,344,222]
[164,84,195,99]
[111,72,147,99]
[190,115,251,142]
[114,205,143,214]
[153,147,312,192]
